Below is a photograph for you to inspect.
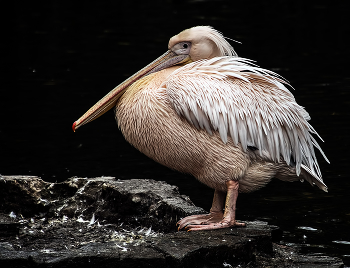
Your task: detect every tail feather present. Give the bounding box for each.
[301,164,328,192]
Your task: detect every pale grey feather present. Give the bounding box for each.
[165,57,329,179]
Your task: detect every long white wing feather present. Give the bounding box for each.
[165,57,329,178]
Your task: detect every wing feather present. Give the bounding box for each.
[165,57,328,178]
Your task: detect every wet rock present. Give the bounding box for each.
[0,175,344,267]
[0,213,20,237]
[151,223,278,267]
[0,176,205,232]
[254,244,345,268]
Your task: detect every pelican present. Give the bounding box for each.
[73,26,329,231]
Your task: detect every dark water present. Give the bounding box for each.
[2,0,350,263]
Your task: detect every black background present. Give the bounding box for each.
[2,0,350,260]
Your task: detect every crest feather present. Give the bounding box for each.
[192,26,238,57]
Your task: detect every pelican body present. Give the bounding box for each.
[73,26,329,231]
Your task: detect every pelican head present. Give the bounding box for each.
[72,26,236,131]
[169,26,237,61]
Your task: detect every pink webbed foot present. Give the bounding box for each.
[185,217,245,231]
[177,180,246,231]
[177,211,224,231]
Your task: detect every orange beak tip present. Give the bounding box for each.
[72,122,77,132]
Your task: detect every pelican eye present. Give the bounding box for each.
[171,41,191,55]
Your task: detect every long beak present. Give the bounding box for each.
[72,50,189,132]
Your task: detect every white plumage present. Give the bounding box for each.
[166,56,329,180]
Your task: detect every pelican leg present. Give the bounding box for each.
[177,189,225,230]
[185,180,246,231]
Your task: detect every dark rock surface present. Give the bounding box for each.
[0,175,344,267]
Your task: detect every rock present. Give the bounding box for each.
[255,244,345,268]
[0,175,344,267]
[151,222,279,267]
[0,176,205,232]
[0,213,20,237]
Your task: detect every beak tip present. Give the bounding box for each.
[72,122,77,132]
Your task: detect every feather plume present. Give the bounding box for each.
[166,57,329,179]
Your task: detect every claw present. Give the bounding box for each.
[177,212,224,230]
[185,220,245,231]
